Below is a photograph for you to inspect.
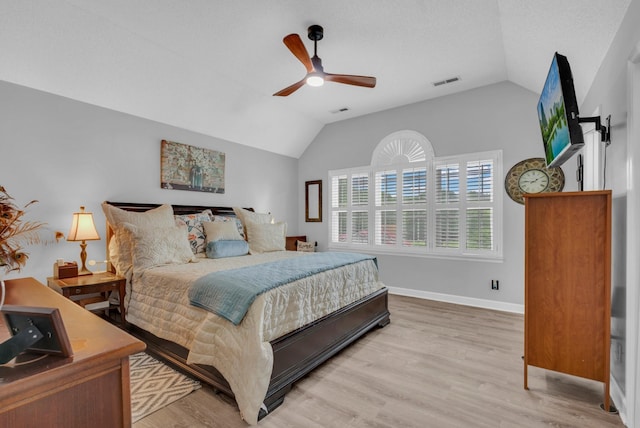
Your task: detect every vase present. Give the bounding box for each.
[190,165,203,189]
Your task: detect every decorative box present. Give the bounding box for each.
[53,262,78,279]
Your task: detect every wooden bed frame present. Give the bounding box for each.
[104,202,391,419]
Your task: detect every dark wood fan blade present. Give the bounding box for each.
[283,34,313,73]
[325,73,376,88]
[273,79,306,96]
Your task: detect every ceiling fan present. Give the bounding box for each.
[273,25,377,96]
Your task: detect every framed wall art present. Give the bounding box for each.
[160,140,225,194]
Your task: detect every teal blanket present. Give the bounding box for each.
[188,252,377,325]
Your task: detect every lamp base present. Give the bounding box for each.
[77,241,93,276]
[77,268,93,276]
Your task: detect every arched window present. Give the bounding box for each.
[328,130,502,260]
[370,130,433,165]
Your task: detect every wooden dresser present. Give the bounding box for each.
[0,277,145,427]
[524,191,612,410]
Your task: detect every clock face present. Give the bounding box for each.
[505,158,564,204]
[518,169,549,193]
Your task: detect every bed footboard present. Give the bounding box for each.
[127,288,390,419]
[262,287,390,418]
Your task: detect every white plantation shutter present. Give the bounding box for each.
[352,174,368,206]
[435,209,459,248]
[375,170,398,247]
[433,154,499,255]
[435,163,460,250]
[352,211,369,244]
[466,208,493,250]
[376,210,396,245]
[435,163,460,204]
[351,174,370,244]
[329,170,371,245]
[330,175,348,243]
[328,132,501,259]
[465,159,494,251]
[466,160,493,202]
[401,167,427,247]
[402,209,427,247]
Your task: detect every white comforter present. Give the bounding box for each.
[125,251,384,424]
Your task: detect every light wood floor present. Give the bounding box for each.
[133,294,625,427]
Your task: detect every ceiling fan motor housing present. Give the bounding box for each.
[308,25,324,41]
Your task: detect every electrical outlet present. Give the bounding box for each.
[491,280,499,290]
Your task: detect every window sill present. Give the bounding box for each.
[327,244,504,263]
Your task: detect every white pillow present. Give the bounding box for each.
[233,207,273,239]
[102,203,174,229]
[102,203,175,274]
[203,221,244,242]
[245,221,287,254]
[122,223,195,271]
[233,207,273,225]
[210,215,245,240]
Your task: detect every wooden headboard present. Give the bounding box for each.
[105,201,242,216]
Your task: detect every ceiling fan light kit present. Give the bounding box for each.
[273,24,376,96]
[306,72,324,87]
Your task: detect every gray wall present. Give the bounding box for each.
[298,81,551,307]
[0,80,298,284]
[579,0,640,413]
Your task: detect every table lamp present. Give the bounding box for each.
[67,206,100,275]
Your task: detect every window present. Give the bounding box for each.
[329,130,502,260]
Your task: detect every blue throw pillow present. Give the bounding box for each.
[206,240,249,259]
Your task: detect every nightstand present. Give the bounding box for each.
[285,235,307,251]
[47,271,126,327]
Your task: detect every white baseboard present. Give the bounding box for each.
[387,286,524,314]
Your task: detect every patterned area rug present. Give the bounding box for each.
[130,352,201,423]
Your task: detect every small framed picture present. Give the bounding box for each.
[2,305,73,358]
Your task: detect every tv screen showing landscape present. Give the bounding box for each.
[538,55,572,167]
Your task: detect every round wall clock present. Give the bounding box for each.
[505,157,564,204]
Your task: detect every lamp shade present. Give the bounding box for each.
[67,206,100,242]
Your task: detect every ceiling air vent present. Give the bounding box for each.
[432,76,461,87]
[330,107,350,114]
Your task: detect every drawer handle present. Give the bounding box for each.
[75,288,82,294]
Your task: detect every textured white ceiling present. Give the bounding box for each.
[0,0,631,158]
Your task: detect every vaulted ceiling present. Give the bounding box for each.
[0,1,631,158]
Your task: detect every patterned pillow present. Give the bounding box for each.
[174,210,213,254]
[297,241,315,252]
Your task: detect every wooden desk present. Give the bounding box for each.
[0,277,145,428]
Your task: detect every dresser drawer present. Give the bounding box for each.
[65,281,120,296]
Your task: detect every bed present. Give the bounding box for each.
[103,201,390,424]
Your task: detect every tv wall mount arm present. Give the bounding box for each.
[578,114,611,145]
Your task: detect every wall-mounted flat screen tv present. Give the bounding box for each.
[537,52,584,168]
